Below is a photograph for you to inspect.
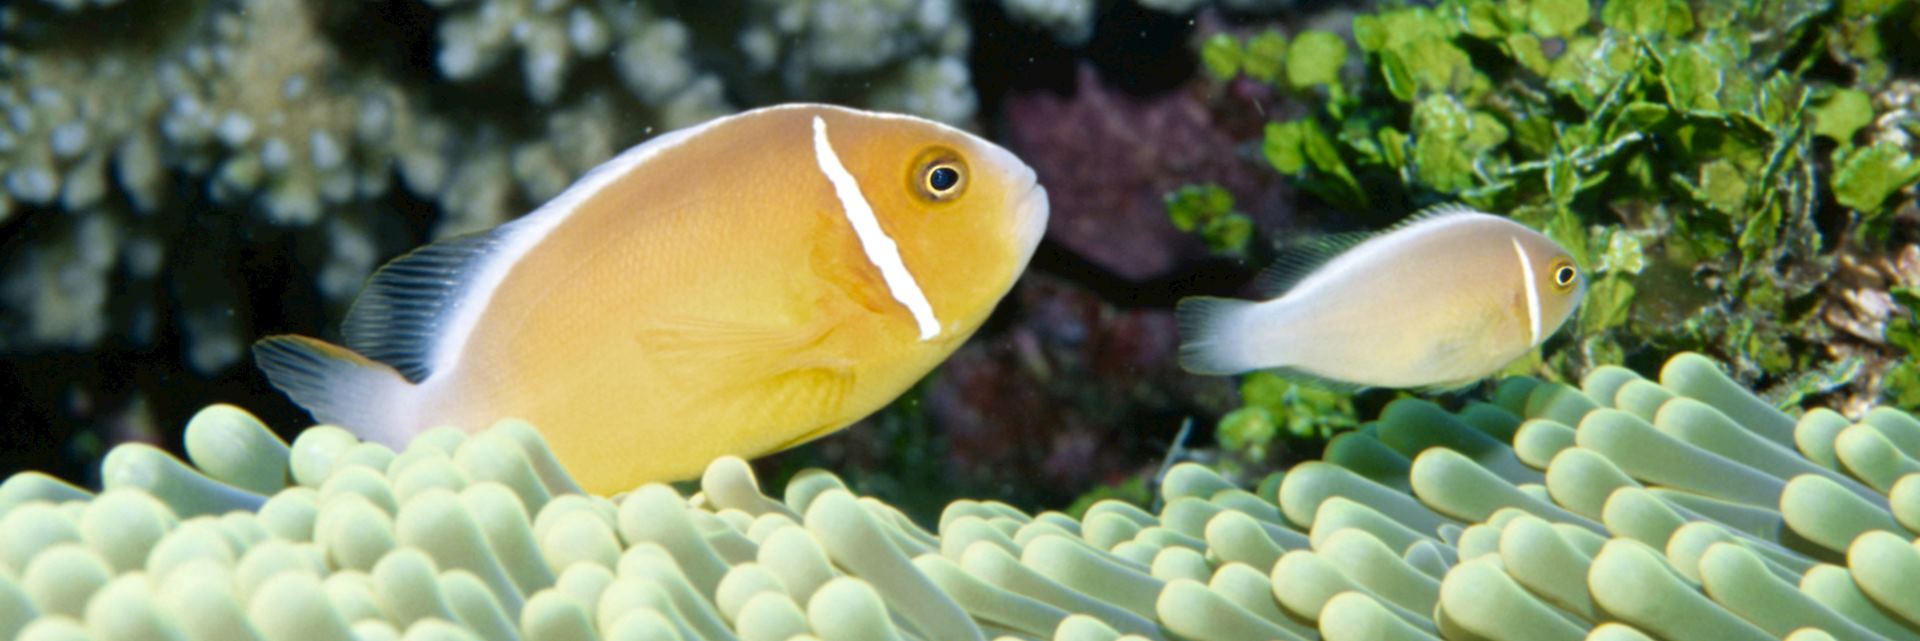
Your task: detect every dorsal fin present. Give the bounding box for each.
[1396,202,1483,230]
[1252,203,1485,298]
[1251,231,1372,298]
[334,105,771,384]
[340,228,507,383]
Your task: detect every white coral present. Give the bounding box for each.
[0,215,117,349]
[1000,0,1097,45]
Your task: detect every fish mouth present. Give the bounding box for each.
[964,133,1048,254]
[1013,176,1050,254]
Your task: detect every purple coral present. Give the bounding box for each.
[1003,63,1289,282]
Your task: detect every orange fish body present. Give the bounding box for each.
[256,104,1049,493]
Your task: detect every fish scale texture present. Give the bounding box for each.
[2,352,1919,641]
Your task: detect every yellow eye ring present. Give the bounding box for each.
[909,148,967,203]
[1550,259,1578,292]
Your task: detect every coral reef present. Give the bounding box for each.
[923,274,1234,499]
[5,352,1920,640]
[2,0,429,369]
[999,0,1099,46]
[1819,243,1920,415]
[1003,64,1290,283]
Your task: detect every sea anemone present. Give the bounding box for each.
[2,352,1917,640]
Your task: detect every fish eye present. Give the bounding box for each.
[927,165,961,193]
[909,147,967,203]
[1550,260,1579,291]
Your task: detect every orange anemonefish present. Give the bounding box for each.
[255,104,1050,493]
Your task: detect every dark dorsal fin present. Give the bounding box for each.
[1253,203,1484,298]
[340,228,507,383]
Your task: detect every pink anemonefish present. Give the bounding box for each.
[1177,206,1585,390]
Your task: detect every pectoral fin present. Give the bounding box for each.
[756,365,859,450]
[635,313,837,373]
[635,313,860,444]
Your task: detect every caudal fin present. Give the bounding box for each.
[253,335,417,448]
[1175,296,1261,375]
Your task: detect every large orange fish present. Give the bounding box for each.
[255,104,1050,493]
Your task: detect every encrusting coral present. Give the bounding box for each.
[3,351,1920,640]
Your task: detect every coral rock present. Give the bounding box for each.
[1003,64,1288,282]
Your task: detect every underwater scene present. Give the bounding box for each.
[3,0,1920,639]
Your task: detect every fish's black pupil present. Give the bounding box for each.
[1557,266,1576,285]
[929,166,959,192]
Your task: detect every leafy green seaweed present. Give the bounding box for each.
[1165,183,1255,256]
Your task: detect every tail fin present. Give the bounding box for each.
[253,335,417,448]
[1175,297,1261,375]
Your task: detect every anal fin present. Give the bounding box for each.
[252,335,416,446]
[635,313,863,451]
[1257,365,1368,394]
[635,313,838,372]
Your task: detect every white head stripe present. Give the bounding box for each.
[811,116,942,340]
[1511,237,1542,346]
